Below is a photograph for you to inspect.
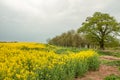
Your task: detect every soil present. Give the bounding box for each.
[75,56,120,80]
[100,56,120,61]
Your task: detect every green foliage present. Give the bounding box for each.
[100,59,110,65]
[55,47,90,54]
[105,37,120,48]
[98,50,120,57]
[74,59,88,77]
[55,48,69,54]
[35,55,100,80]
[101,60,120,71]
[87,55,100,71]
[48,30,86,48]
[105,60,120,66]
[20,45,49,51]
[104,74,120,80]
[78,12,120,50]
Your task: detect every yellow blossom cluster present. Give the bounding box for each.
[0,42,99,80]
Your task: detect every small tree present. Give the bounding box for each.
[78,12,120,50]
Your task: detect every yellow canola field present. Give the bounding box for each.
[0,42,99,80]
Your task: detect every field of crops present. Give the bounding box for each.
[0,42,100,80]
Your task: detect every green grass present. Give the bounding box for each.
[55,47,89,54]
[101,60,120,66]
[106,60,120,66]
[101,60,120,71]
[101,60,110,65]
[97,50,120,57]
[104,74,120,80]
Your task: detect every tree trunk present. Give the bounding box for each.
[99,40,105,50]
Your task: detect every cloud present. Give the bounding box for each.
[0,0,120,42]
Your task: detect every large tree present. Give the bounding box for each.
[78,12,120,50]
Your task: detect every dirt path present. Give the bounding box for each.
[75,65,120,80]
[100,56,120,61]
[75,56,120,80]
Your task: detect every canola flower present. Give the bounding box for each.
[0,42,100,80]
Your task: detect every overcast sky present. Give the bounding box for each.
[0,0,120,43]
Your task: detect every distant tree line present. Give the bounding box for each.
[0,41,18,43]
[48,30,97,48]
[48,30,83,47]
[48,12,120,49]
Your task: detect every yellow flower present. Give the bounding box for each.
[0,42,98,80]
[16,74,21,79]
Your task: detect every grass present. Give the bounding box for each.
[97,50,120,57]
[55,47,89,54]
[101,60,120,66]
[106,60,120,66]
[101,59,120,71]
[104,74,120,80]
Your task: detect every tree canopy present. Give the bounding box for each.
[48,30,85,47]
[78,12,120,50]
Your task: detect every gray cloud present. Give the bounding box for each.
[0,0,120,43]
